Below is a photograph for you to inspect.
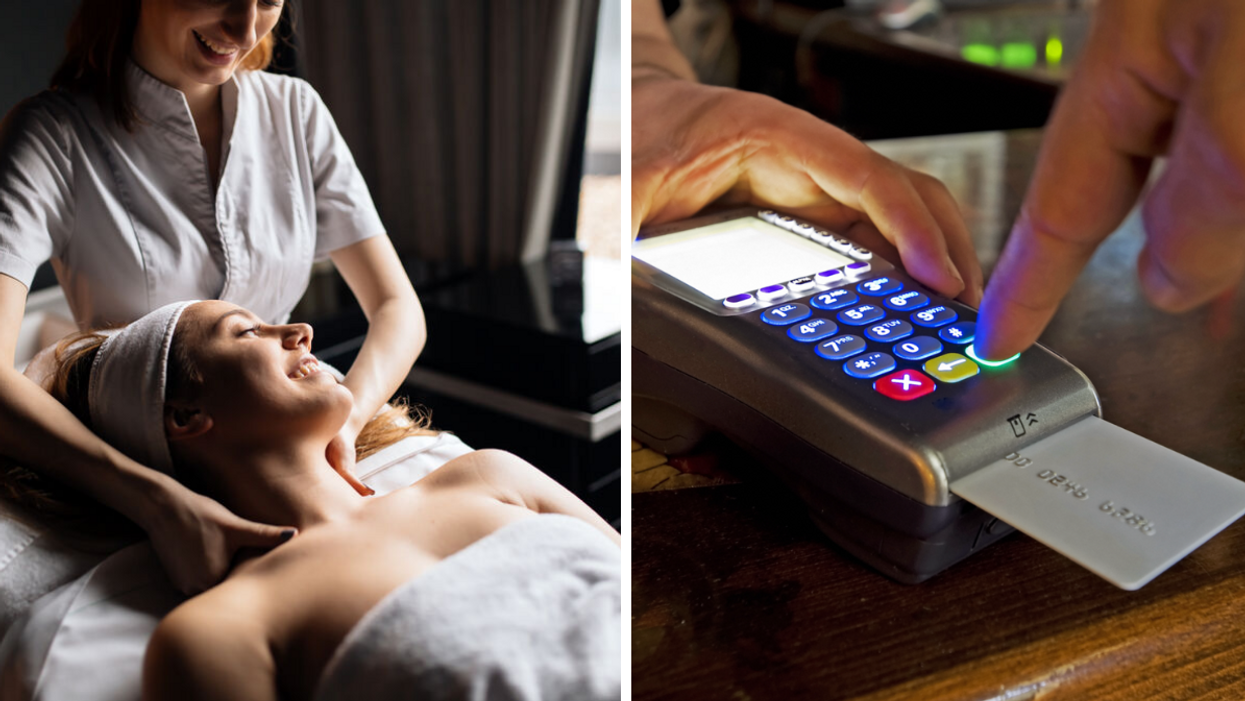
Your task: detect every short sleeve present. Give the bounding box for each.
[0,97,75,289]
[299,82,386,261]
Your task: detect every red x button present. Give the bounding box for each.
[874,369,936,401]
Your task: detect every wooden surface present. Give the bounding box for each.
[631,130,1245,700]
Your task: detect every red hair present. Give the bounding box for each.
[49,0,278,131]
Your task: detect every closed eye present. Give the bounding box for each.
[239,325,261,337]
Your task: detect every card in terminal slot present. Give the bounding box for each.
[951,416,1245,590]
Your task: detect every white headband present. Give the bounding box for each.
[88,301,199,477]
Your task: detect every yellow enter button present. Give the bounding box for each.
[924,353,979,383]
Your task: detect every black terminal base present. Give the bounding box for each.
[634,348,1013,584]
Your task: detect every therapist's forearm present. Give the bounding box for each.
[339,290,425,429]
[0,365,180,529]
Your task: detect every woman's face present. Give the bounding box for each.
[133,0,283,92]
[174,301,352,443]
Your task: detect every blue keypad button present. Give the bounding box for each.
[911,305,958,328]
[864,319,914,343]
[856,276,904,296]
[757,284,787,301]
[884,290,930,312]
[893,336,943,361]
[843,352,897,379]
[810,288,858,311]
[815,334,866,360]
[815,268,845,285]
[836,303,886,326]
[938,321,976,344]
[787,318,839,343]
[845,261,872,278]
[761,303,811,326]
[724,293,755,309]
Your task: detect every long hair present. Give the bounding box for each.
[0,330,436,522]
[49,0,278,131]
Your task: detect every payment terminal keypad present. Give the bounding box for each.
[893,336,943,361]
[837,304,886,326]
[737,215,988,400]
[699,210,991,402]
[857,276,903,296]
[815,334,867,360]
[911,305,958,328]
[883,291,929,312]
[938,321,976,344]
[864,319,914,343]
[874,369,936,401]
[811,289,858,310]
[788,318,839,342]
[843,352,897,379]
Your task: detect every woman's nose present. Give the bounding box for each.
[281,323,313,351]
[221,1,260,44]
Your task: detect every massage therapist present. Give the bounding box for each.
[0,0,424,593]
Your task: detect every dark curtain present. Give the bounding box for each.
[297,0,600,271]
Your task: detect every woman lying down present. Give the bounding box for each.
[41,299,621,701]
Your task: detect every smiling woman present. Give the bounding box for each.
[0,0,428,599]
[18,301,621,701]
[51,0,280,131]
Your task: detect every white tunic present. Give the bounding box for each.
[0,62,385,327]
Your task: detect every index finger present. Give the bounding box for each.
[975,42,1172,360]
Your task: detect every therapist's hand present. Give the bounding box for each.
[327,416,374,496]
[145,485,297,595]
[633,77,983,304]
[975,0,1245,360]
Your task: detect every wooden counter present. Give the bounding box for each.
[632,130,1245,700]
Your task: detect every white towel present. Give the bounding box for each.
[313,514,621,701]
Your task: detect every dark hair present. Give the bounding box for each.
[1,327,436,522]
[49,0,279,131]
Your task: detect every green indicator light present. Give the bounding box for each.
[967,344,1020,367]
[1001,42,1037,69]
[961,43,999,66]
[1046,36,1063,67]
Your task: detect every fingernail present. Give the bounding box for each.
[950,261,965,285]
[280,529,296,543]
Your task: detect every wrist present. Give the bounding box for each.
[117,466,185,531]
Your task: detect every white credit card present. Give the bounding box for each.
[951,416,1245,590]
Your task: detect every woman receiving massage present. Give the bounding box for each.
[36,299,621,701]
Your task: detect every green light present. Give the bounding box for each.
[1046,36,1063,67]
[1001,42,1037,69]
[967,344,1020,367]
[961,43,999,67]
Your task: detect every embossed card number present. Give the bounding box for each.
[1035,469,1089,501]
[950,416,1245,590]
[1100,501,1157,536]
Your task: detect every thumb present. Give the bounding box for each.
[332,453,375,496]
[229,521,298,550]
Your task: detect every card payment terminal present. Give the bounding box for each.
[633,208,1245,588]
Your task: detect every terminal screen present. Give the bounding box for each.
[632,216,854,300]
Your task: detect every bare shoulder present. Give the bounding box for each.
[143,587,277,701]
[411,449,544,501]
[411,449,621,546]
